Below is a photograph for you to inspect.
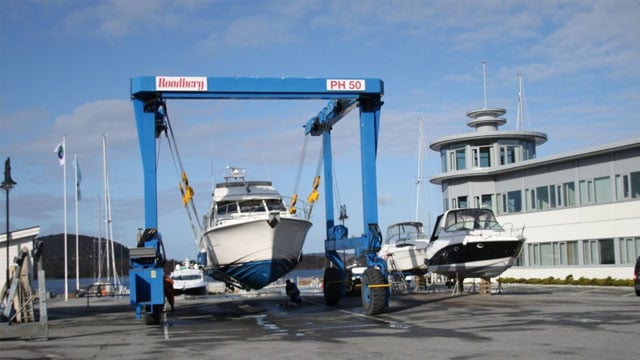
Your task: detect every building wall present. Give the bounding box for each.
[498,200,640,280]
[0,227,40,291]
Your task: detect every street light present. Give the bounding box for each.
[2,157,17,285]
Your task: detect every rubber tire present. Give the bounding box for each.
[324,267,341,306]
[361,267,387,315]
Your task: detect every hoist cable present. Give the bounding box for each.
[289,134,310,215]
[160,103,202,243]
[306,141,324,220]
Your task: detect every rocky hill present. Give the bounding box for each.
[37,234,130,279]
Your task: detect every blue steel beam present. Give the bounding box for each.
[131,76,383,101]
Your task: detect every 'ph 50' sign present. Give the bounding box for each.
[326,79,366,91]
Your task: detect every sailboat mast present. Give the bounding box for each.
[415,116,424,222]
[102,135,111,282]
[482,60,488,109]
[96,195,102,283]
[517,74,524,131]
[102,134,120,288]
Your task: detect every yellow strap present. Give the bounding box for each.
[288,194,298,214]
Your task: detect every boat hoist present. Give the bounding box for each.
[130,76,390,322]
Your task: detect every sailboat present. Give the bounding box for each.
[86,135,124,297]
[199,167,313,290]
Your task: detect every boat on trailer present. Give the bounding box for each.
[425,208,525,282]
[199,167,313,290]
[380,222,429,275]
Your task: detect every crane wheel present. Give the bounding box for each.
[323,267,341,306]
[361,267,387,315]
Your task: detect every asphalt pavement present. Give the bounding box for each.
[1,284,638,359]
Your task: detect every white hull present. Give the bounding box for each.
[201,216,312,267]
[380,243,429,274]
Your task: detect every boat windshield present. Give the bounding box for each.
[216,201,238,215]
[443,209,503,232]
[386,223,426,244]
[239,199,267,213]
[171,274,202,281]
[265,199,286,211]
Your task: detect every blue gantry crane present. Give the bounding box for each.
[130,76,389,321]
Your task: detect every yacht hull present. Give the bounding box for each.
[380,244,429,274]
[200,216,312,290]
[426,239,524,278]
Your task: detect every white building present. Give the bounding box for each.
[0,226,40,291]
[429,106,640,280]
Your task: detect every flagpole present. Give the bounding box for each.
[74,152,79,293]
[63,136,68,302]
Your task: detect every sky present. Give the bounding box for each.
[1,0,639,262]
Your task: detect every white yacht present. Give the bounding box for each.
[425,208,525,280]
[170,259,211,296]
[380,222,429,275]
[199,167,313,290]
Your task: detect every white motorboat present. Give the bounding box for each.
[199,167,313,290]
[380,222,429,275]
[425,208,525,280]
[170,259,211,296]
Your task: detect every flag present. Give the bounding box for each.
[73,156,82,201]
[54,140,65,166]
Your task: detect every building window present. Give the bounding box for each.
[563,181,575,206]
[457,196,468,208]
[529,243,539,266]
[566,241,579,265]
[500,145,519,165]
[583,240,597,265]
[540,243,554,266]
[526,189,535,211]
[441,149,447,172]
[455,148,466,170]
[599,239,615,264]
[631,171,640,198]
[619,237,640,264]
[583,239,615,265]
[481,194,493,210]
[536,185,549,209]
[579,180,594,205]
[594,176,611,204]
[472,146,492,168]
[507,190,522,213]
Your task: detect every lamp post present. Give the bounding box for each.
[2,157,17,286]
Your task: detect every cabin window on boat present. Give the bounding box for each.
[217,201,238,215]
[240,200,267,213]
[265,199,286,211]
